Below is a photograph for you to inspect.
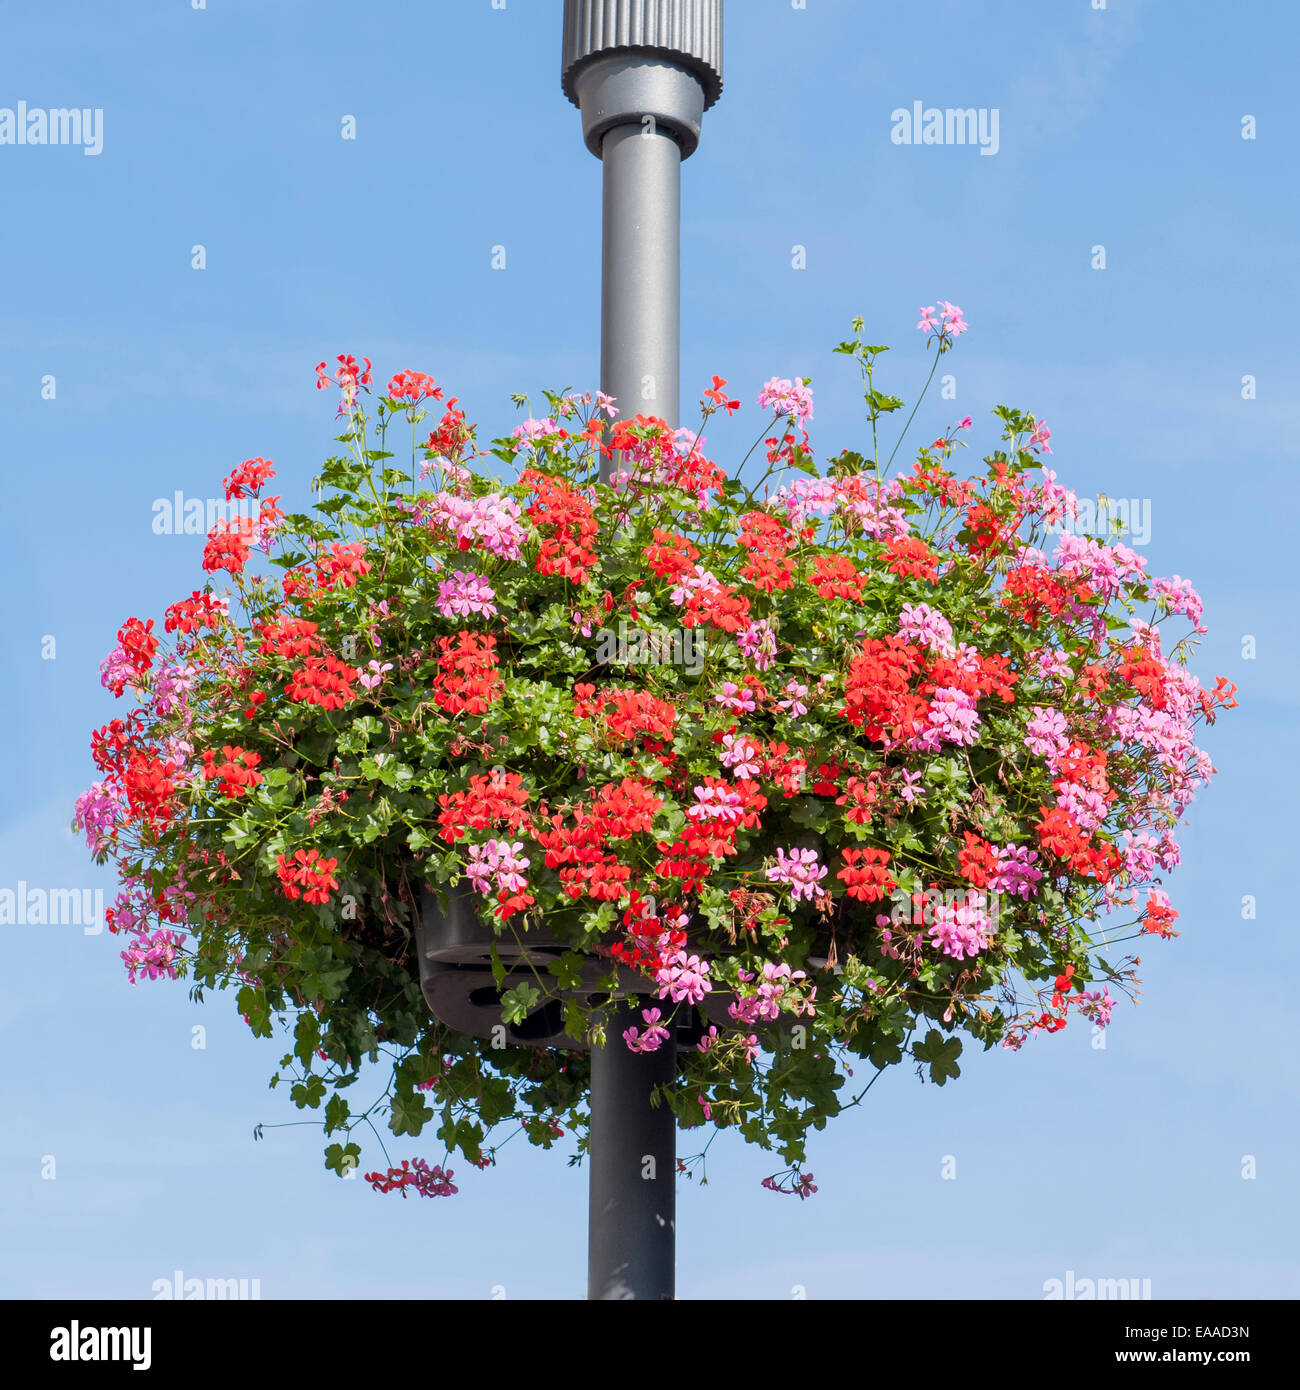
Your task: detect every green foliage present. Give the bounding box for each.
[913,1030,963,1086]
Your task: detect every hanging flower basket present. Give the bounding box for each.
[75,309,1235,1196]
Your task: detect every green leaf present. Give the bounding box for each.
[564,1000,587,1043]
[293,1011,321,1067]
[237,985,273,1038]
[291,945,350,1002]
[552,951,587,992]
[868,1035,904,1069]
[500,983,541,1027]
[389,1088,433,1138]
[912,1029,963,1086]
[290,1073,326,1109]
[324,1093,350,1135]
[324,1141,361,1177]
[360,753,414,789]
[337,715,383,755]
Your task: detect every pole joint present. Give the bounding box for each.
[561,0,723,158]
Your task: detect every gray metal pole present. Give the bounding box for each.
[587,1000,677,1299]
[563,0,723,480]
[562,0,723,1301]
[599,121,682,454]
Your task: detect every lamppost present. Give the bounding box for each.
[418,0,723,1303]
[561,0,723,1302]
[561,0,723,481]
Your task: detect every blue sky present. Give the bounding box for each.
[1,0,1296,1299]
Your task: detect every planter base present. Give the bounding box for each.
[416,883,732,1051]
